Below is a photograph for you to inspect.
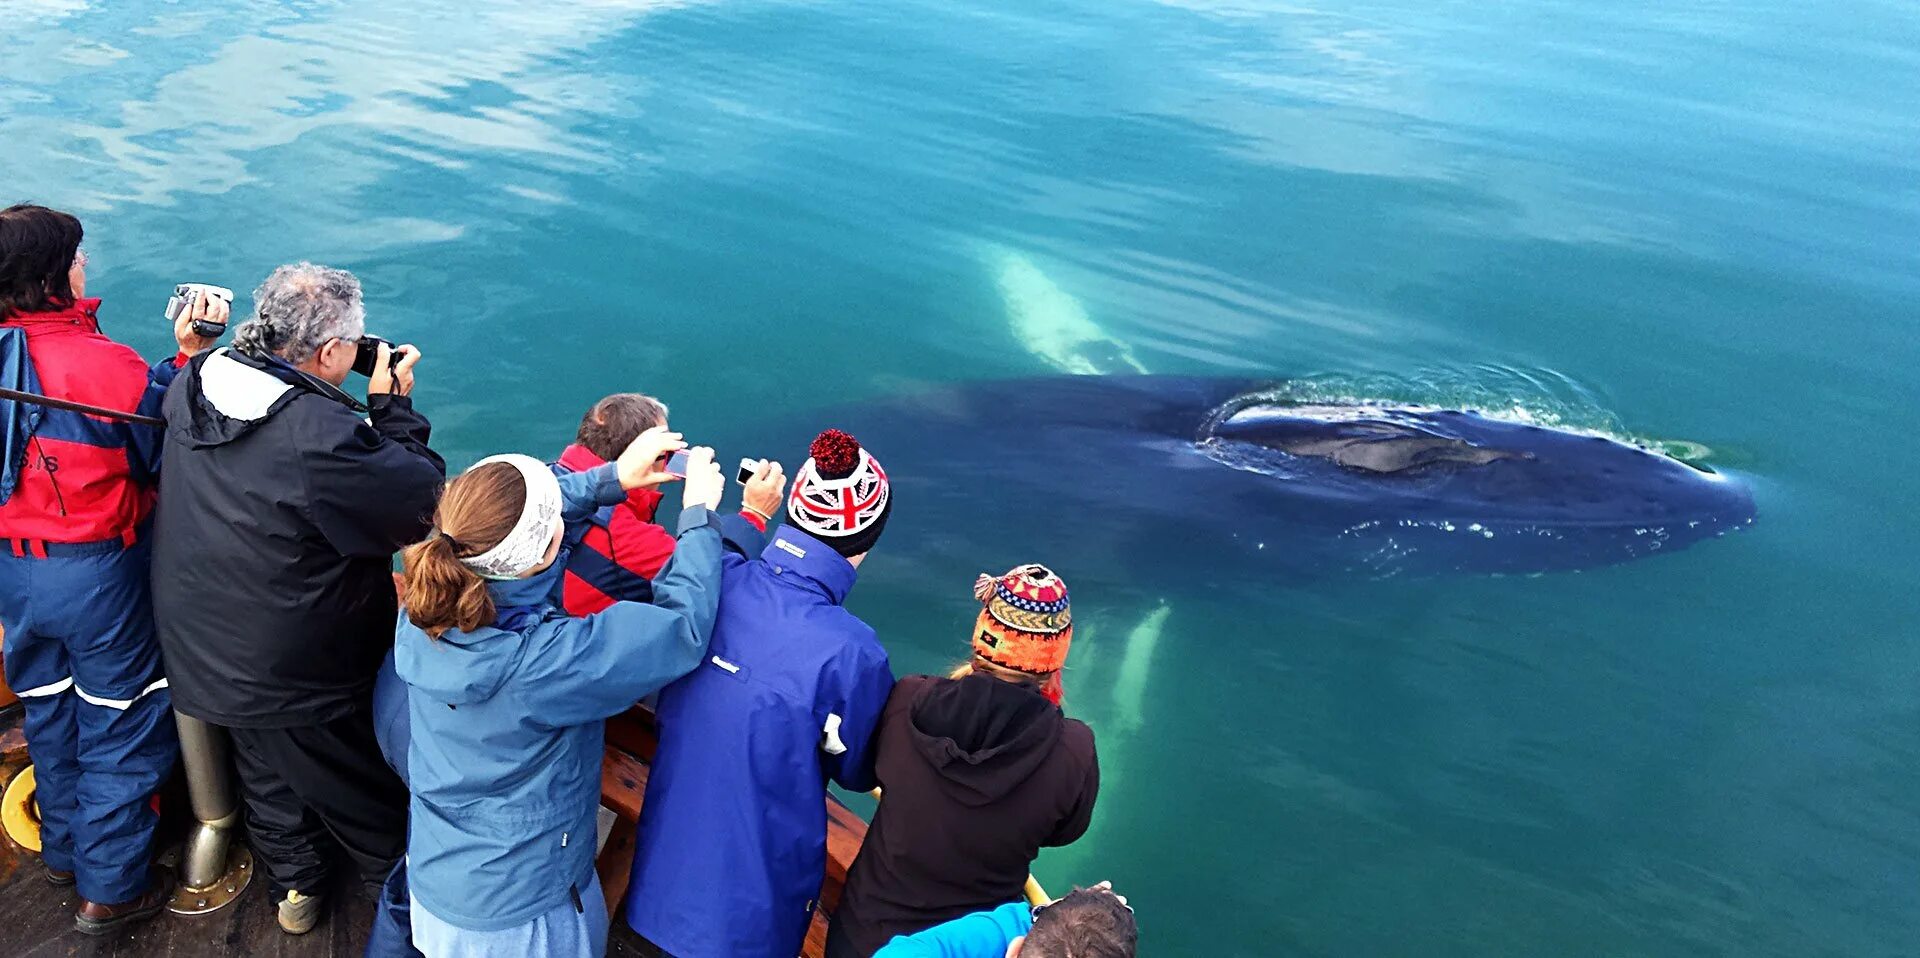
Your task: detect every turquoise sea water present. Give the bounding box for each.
[6,1,1918,955]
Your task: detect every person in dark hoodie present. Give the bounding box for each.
[826,564,1099,958]
[151,262,445,936]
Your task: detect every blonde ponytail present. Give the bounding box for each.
[400,461,527,638]
[401,534,495,639]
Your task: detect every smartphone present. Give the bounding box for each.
[664,450,690,478]
[736,458,761,484]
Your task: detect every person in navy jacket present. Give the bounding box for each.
[0,204,223,933]
[152,263,445,935]
[626,428,898,958]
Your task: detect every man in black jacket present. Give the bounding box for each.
[152,262,445,936]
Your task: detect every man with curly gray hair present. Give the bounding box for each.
[151,262,446,936]
[230,262,368,364]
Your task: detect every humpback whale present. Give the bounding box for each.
[738,376,1755,585]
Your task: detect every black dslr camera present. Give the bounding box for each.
[350,336,401,378]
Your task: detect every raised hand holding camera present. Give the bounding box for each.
[679,446,725,512]
[166,283,232,354]
[740,459,786,524]
[366,341,420,397]
[616,425,688,490]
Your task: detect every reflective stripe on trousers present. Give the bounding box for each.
[0,539,176,904]
[18,676,169,709]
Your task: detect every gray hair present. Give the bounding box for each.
[232,262,367,364]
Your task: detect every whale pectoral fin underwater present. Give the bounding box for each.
[1108,602,1172,736]
[987,244,1149,376]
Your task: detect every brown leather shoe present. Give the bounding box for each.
[44,865,74,886]
[74,868,172,936]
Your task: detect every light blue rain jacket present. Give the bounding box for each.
[872,902,1034,958]
[395,462,730,932]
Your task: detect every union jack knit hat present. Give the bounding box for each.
[972,563,1073,677]
[786,429,891,558]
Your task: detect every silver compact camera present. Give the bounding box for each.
[164,283,234,339]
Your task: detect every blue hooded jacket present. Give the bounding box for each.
[395,462,738,932]
[625,525,896,958]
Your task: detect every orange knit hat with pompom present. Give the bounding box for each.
[971,564,1073,682]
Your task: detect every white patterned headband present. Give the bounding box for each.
[459,454,564,581]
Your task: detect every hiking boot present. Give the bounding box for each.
[278,889,323,935]
[44,865,74,886]
[74,869,172,936]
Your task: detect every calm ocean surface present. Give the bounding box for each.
[6,1,1918,954]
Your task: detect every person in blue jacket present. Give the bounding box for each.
[392,427,747,958]
[872,884,1135,958]
[626,428,898,958]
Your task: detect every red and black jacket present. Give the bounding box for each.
[552,443,767,616]
[0,298,185,546]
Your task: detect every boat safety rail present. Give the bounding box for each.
[868,788,1051,906]
[0,385,166,427]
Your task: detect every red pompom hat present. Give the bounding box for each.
[786,428,892,558]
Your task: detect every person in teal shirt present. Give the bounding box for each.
[873,884,1135,958]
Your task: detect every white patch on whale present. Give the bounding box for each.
[1038,602,1168,882]
[1109,602,1172,736]
[984,245,1149,376]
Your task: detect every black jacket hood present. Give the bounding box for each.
[175,348,363,449]
[908,672,1063,807]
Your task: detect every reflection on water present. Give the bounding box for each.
[2,1,702,211]
[9,0,1920,955]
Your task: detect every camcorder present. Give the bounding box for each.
[163,284,235,339]
[350,336,404,378]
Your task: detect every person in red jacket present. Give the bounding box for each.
[553,393,785,615]
[0,203,223,933]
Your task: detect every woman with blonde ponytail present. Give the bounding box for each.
[386,426,767,958]
[827,564,1100,958]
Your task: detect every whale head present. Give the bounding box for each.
[1198,396,1757,575]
